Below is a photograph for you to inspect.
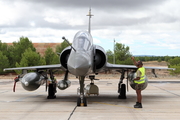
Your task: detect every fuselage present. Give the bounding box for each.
[67,31,94,76]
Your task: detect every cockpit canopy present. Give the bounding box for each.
[72,31,93,50]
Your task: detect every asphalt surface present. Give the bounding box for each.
[0,78,180,120]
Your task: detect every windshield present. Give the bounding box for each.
[72,31,93,50]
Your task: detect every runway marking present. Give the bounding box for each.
[149,81,180,83]
[0,81,13,85]
[68,105,77,120]
[151,84,180,97]
[93,102,141,110]
[0,91,9,94]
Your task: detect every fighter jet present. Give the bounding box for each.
[4,9,175,106]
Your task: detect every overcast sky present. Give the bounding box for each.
[0,0,180,56]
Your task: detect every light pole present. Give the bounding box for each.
[113,39,116,64]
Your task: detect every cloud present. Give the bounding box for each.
[0,29,6,34]
[0,0,180,56]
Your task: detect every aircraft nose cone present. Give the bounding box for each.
[68,52,91,76]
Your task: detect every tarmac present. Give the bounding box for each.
[0,78,180,120]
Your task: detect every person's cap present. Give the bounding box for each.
[137,61,143,65]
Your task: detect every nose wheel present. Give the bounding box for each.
[77,97,87,106]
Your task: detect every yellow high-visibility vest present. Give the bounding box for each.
[134,67,145,84]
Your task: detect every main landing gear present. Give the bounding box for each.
[47,70,57,99]
[77,76,87,107]
[118,69,127,99]
[47,83,56,99]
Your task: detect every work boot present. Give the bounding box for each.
[134,103,142,108]
[134,102,139,106]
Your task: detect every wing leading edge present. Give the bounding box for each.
[4,64,62,71]
[105,63,175,70]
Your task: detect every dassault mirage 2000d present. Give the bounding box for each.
[4,9,175,106]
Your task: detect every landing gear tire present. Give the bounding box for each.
[47,95,56,99]
[83,97,87,106]
[77,98,81,106]
[77,97,87,107]
[118,84,126,99]
[47,83,56,99]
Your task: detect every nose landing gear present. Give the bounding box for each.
[77,76,87,107]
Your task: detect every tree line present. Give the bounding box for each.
[0,37,69,74]
[0,37,180,75]
[106,43,180,75]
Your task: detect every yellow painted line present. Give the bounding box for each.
[93,102,141,110]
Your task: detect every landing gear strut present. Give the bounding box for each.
[118,69,127,99]
[77,76,87,107]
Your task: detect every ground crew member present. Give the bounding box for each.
[131,57,145,108]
